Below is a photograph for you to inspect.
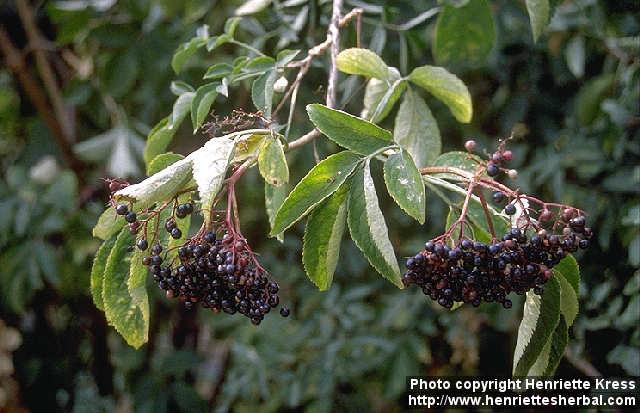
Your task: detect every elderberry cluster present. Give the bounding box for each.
[143,229,289,324]
[403,218,592,309]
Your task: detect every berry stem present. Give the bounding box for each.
[478,190,497,240]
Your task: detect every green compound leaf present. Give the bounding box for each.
[307,104,393,155]
[362,67,403,123]
[190,137,236,223]
[147,153,186,176]
[252,69,277,117]
[203,63,233,80]
[102,228,148,348]
[143,116,178,167]
[525,0,550,43]
[513,276,561,376]
[367,79,407,124]
[433,151,482,179]
[258,138,289,186]
[302,182,350,291]
[408,65,473,123]
[383,149,425,224]
[113,157,193,211]
[575,73,615,126]
[554,255,580,296]
[265,182,288,242]
[394,87,441,168]
[347,161,403,288]
[170,92,195,129]
[336,48,390,80]
[90,234,117,310]
[270,151,361,236]
[172,37,207,74]
[191,82,219,131]
[433,0,495,67]
[543,316,569,376]
[555,268,579,326]
[93,208,124,240]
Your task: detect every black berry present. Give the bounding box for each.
[137,239,148,251]
[504,204,516,215]
[116,204,129,215]
[486,163,500,177]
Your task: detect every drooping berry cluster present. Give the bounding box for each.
[403,218,592,309]
[143,228,289,324]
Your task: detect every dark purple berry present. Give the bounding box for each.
[124,212,137,223]
[504,204,516,215]
[116,204,129,215]
[486,163,500,177]
[137,239,148,251]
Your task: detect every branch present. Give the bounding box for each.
[325,0,343,109]
[0,26,84,178]
[16,0,74,141]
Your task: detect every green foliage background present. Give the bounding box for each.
[0,0,638,411]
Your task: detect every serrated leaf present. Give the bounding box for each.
[93,208,124,240]
[170,80,195,95]
[525,0,550,42]
[243,56,276,74]
[252,69,277,117]
[543,316,569,376]
[433,151,482,179]
[408,65,473,123]
[190,137,235,223]
[191,83,219,131]
[367,79,406,123]
[90,235,116,310]
[172,37,206,73]
[147,153,185,176]
[203,63,233,80]
[127,248,149,345]
[303,182,349,290]
[347,161,403,288]
[394,87,441,168]
[554,255,579,296]
[575,74,615,126]
[114,157,193,211]
[433,0,495,66]
[336,48,389,80]
[102,228,148,348]
[513,276,561,376]
[170,92,195,129]
[307,104,393,155]
[235,0,272,15]
[270,151,361,236]
[362,67,402,122]
[224,17,242,36]
[383,149,425,223]
[265,182,288,242]
[554,267,579,326]
[258,138,289,186]
[276,49,299,67]
[234,133,268,162]
[206,34,232,52]
[143,117,178,166]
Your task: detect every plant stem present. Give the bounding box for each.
[478,190,497,240]
[16,0,75,141]
[0,27,85,180]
